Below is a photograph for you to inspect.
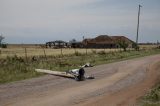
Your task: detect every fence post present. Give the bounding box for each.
[61,48,63,56]
[0,48,1,56]
[25,48,28,61]
[43,48,47,60]
[74,48,76,54]
[86,48,87,55]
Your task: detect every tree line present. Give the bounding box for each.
[0,34,7,48]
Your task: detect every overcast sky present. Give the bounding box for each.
[0,0,160,44]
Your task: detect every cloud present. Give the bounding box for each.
[0,0,160,43]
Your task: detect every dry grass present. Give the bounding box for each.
[139,45,158,50]
[0,44,157,58]
[0,48,120,58]
[0,47,160,84]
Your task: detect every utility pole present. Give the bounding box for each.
[136,5,142,44]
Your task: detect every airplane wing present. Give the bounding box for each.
[35,69,74,78]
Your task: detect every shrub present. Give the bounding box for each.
[0,43,7,48]
[132,43,139,51]
[97,50,106,55]
[91,50,97,54]
[117,40,129,51]
[143,85,160,102]
[74,51,83,56]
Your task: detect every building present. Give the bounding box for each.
[45,35,134,49]
[46,40,68,48]
[110,36,134,48]
[82,35,134,48]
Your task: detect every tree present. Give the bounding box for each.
[132,42,139,51]
[0,34,7,48]
[117,40,129,51]
[0,34,5,45]
[69,39,76,43]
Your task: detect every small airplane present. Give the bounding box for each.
[35,63,95,81]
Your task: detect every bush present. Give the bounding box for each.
[0,43,7,48]
[74,51,83,56]
[132,43,139,51]
[91,50,97,54]
[97,50,106,55]
[143,85,160,102]
[117,40,129,51]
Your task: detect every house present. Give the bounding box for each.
[83,35,116,48]
[82,35,134,48]
[110,36,134,48]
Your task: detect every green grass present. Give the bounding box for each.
[138,60,160,106]
[0,48,160,84]
[139,84,160,106]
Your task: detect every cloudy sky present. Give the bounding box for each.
[0,0,160,44]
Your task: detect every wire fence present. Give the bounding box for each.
[0,48,122,59]
[0,44,157,59]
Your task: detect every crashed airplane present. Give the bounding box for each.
[35,63,94,81]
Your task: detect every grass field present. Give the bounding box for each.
[139,45,159,50]
[0,47,122,58]
[0,46,160,84]
[1,44,158,58]
[0,44,159,84]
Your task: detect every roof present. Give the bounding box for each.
[83,35,115,44]
[83,35,134,44]
[110,36,134,44]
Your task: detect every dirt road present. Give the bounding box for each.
[0,55,160,106]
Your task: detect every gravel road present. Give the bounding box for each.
[0,54,160,106]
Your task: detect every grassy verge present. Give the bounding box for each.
[0,49,160,84]
[138,61,160,106]
[139,84,160,106]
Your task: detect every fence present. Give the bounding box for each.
[0,48,122,59]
